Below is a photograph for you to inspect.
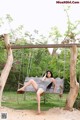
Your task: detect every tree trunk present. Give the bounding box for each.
[0,34,13,107]
[65,45,79,110]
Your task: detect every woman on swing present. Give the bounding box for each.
[17,70,56,114]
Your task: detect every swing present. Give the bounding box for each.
[17,48,66,103]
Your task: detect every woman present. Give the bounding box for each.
[17,70,56,114]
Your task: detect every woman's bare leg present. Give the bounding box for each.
[17,79,38,91]
[36,88,44,114]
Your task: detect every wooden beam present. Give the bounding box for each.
[8,43,80,49]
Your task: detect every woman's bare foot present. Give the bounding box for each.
[36,112,41,115]
[37,110,41,115]
[18,87,24,91]
[17,87,25,94]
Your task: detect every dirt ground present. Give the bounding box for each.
[0,107,80,120]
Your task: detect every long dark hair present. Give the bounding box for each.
[46,70,53,78]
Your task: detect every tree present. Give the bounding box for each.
[63,6,80,43]
[65,45,79,110]
[0,34,13,106]
[49,26,62,43]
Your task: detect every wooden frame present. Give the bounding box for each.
[0,33,80,110]
[4,43,80,49]
[15,44,80,110]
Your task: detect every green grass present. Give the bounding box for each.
[2,91,67,111]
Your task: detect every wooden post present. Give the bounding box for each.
[65,45,79,110]
[0,34,13,107]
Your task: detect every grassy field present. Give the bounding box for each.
[2,91,67,111]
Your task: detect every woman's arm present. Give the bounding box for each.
[42,74,46,81]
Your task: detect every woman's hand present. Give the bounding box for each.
[42,73,46,81]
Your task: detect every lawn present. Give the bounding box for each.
[2,91,67,111]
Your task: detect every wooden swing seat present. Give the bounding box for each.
[17,77,64,103]
[18,77,64,94]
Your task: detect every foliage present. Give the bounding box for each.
[0,35,78,92]
[0,40,7,74]
[49,26,62,43]
[63,6,80,43]
[74,90,80,109]
[0,9,80,93]
[3,44,78,93]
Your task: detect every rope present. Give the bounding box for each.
[27,50,33,77]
